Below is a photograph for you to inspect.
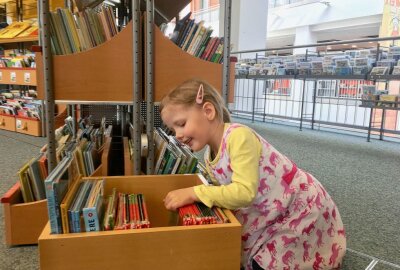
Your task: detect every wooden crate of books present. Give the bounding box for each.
[0,114,16,132]
[39,175,241,270]
[0,68,37,86]
[1,138,112,245]
[1,182,48,246]
[15,116,42,136]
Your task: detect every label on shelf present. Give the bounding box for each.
[24,72,31,83]
[16,119,22,129]
[10,72,16,82]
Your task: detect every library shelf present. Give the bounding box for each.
[39,175,241,270]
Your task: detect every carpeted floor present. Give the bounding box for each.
[0,119,399,270]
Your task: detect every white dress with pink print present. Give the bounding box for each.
[204,123,346,270]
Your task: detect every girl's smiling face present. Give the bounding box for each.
[161,103,214,152]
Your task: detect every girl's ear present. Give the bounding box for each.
[202,102,216,121]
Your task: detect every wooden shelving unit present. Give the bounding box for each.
[36,22,235,102]
[1,137,113,245]
[36,23,135,102]
[154,26,235,102]
[39,175,241,270]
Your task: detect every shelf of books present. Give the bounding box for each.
[154,25,235,102]
[1,125,113,246]
[0,67,36,86]
[36,20,234,102]
[39,174,241,270]
[36,20,135,102]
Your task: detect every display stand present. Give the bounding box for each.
[39,175,241,270]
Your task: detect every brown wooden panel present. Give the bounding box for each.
[37,23,135,102]
[2,184,48,246]
[0,114,16,132]
[15,117,42,136]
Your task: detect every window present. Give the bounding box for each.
[338,80,374,99]
[317,80,337,97]
[265,79,292,96]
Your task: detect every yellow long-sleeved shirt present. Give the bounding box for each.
[194,124,262,209]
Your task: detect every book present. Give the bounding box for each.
[0,21,31,38]
[44,156,73,234]
[82,179,104,232]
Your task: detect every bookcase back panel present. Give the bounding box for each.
[39,175,241,270]
[154,27,235,103]
[36,23,135,102]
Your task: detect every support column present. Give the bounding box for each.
[293,25,317,55]
[220,0,268,59]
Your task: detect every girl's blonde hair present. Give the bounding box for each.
[160,79,231,123]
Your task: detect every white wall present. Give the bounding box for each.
[268,0,383,32]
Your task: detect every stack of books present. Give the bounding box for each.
[169,12,225,63]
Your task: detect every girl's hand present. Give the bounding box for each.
[164,187,198,211]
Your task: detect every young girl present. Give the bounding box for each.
[160,79,346,270]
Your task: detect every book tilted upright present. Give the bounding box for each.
[82,179,104,232]
[44,155,73,234]
[68,180,94,233]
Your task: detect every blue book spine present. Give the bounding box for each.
[45,181,58,234]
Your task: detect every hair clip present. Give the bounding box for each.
[196,84,204,105]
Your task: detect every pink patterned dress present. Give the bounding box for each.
[204,123,346,270]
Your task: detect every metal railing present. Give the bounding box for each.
[231,36,400,142]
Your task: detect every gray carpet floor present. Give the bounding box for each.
[0,120,399,270]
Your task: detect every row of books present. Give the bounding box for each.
[0,21,38,39]
[0,98,42,120]
[154,127,199,175]
[49,6,118,55]
[169,12,225,63]
[178,202,229,226]
[0,54,35,68]
[16,116,111,204]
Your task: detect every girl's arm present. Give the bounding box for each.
[194,127,262,209]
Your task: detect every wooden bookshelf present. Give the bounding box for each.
[36,23,135,102]
[0,67,36,86]
[36,21,235,102]
[39,174,241,270]
[0,137,112,245]
[154,26,235,102]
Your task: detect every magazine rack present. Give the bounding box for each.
[39,174,241,270]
